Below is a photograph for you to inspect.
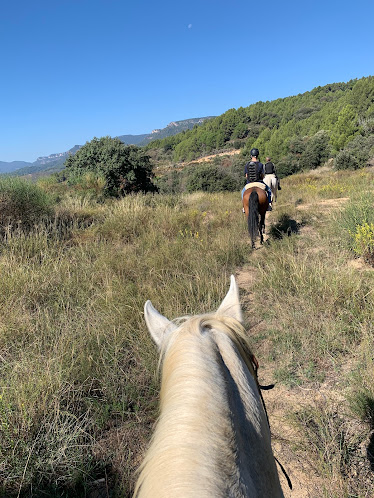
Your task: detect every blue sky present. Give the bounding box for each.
[1,0,373,162]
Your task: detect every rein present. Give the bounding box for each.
[250,354,293,491]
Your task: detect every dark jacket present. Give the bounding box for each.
[264,161,276,175]
[245,161,264,183]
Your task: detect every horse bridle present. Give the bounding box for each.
[250,354,293,491]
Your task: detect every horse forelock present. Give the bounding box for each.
[158,314,258,382]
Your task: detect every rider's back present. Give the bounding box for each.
[245,161,263,183]
[264,161,275,175]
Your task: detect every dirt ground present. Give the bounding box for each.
[236,264,322,496]
[235,199,373,497]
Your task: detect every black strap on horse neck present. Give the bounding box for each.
[250,354,293,490]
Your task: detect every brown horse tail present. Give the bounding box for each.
[248,190,259,245]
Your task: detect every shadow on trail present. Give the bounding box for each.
[268,214,301,240]
[368,432,374,472]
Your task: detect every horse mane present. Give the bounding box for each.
[134,313,262,498]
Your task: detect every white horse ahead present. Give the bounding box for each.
[134,276,284,498]
[263,174,279,204]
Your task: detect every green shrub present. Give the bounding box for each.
[155,170,183,194]
[66,170,107,201]
[65,136,157,197]
[276,154,302,178]
[334,150,359,170]
[185,165,239,193]
[352,222,374,264]
[0,177,53,232]
[299,130,331,169]
[338,195,374,251]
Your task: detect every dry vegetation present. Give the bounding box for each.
[0,167,373,497]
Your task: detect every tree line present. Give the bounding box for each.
[146,76,374,177]
[59,77,374,197]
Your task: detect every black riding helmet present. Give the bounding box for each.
[250,148,259,157]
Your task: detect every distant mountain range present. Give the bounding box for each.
[0,117,214,177]
[117,117,214,146]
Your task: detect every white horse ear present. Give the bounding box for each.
[144,300,177,348]
[216,275,243,323]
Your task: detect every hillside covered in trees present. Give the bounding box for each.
[146,76,374,178]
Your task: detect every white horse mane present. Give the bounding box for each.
[134,278,283,497]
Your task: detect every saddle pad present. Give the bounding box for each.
[244,182,266,191]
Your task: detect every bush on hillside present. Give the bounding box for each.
[65,136,157,197]
[330,104,361,151]
[276,155,302,178]
[185,165,240,193]
[155,170,182,195]
[344,134,374,165]
[299,130,331,169]
[156,160,243,195]
[334,150,359,170]
[0,177,53,232]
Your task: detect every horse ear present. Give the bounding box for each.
[216,275,243,323]
[144,300,177,348]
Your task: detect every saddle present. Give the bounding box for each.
[244,182,266,191]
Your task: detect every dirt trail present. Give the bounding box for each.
[235,198,351,496]
[185,149,241,165]
[236,263,323,496]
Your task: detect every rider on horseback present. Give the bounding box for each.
[264,157,281,190]
[242,148,273,210]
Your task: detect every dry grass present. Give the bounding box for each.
[0,167,374,496]
[237,166,374,496]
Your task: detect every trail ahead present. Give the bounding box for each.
[236,196,373,497]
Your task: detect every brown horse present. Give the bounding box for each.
[242,186,269,248]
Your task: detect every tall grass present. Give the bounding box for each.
[0,191,249,496]
[0,177,53,233]
[1,167,374,496]
[249,167,374,495]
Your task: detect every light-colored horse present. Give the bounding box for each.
[263,174,279,204]
[134,276,284,498]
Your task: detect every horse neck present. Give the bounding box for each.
[135,320,280,498]
[158,321,264,432]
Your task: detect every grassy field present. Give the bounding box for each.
[0,168,373,496]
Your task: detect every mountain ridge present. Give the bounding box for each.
[1,117,215,176]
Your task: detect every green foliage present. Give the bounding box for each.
[334,150,359,170]
[156,155,244,195]
[65,136,156,196]
[154,170,181,195]
[343,133,374,164]
[352,222,374,264]
[0,177,53,232]
[146,76,374,176]
[339,193,374,263]
[330,105,361,151]
[299,130,331,169]
[64,170,107,201]
[185,165,239,193]
[276,154,302,178]
[231,122,249,139]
